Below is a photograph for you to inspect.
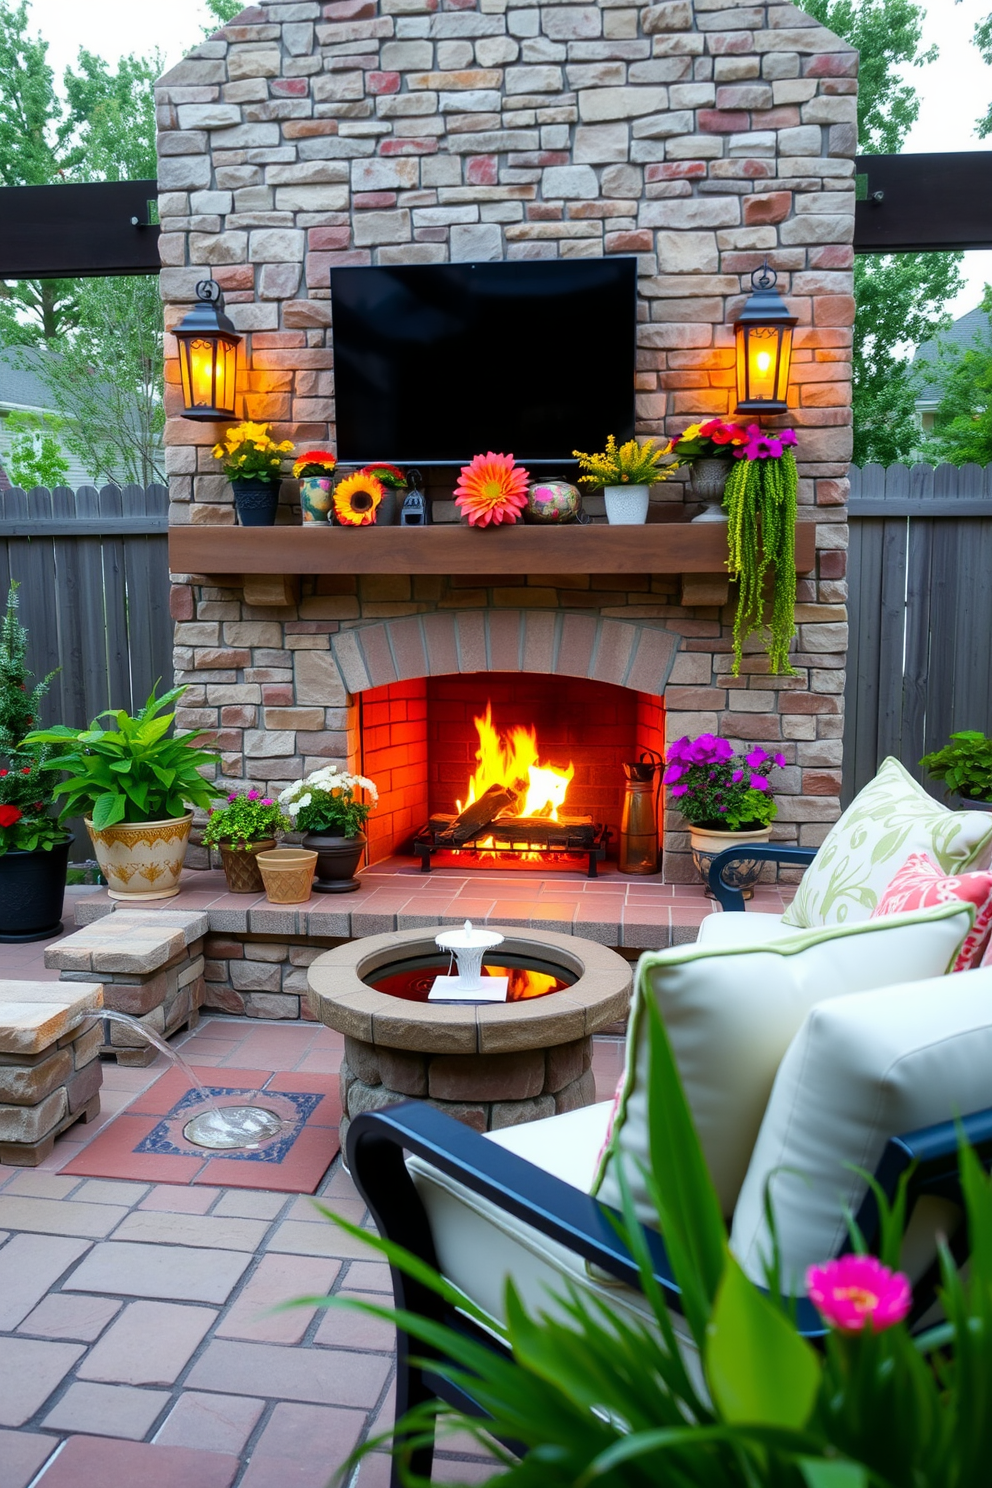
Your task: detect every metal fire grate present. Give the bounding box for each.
[412,821,610,877]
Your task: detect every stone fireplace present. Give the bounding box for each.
[159,0,856,888]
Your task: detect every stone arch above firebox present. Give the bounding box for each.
[330,610,680,697]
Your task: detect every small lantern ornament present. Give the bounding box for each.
[733,263,796,415]
[173,280,241,422]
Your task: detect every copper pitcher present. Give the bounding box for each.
[619,749,664,875]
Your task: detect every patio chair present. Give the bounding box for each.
[349,951,992,1486]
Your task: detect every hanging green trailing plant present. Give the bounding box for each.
[723,423,799,676]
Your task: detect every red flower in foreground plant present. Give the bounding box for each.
[454,452,530,528]
[0,805,23,828]
[806,1255,911,1333]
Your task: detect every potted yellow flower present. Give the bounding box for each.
[212,421,294,526]
[572,435,672,524]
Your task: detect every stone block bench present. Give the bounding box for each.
[0,981,104,1166]
[45,910,208,1066]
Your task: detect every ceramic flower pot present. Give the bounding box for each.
[86,813,193,901]
[376,489,399,525]
[299,476,334,523]
[218,838,277,894]
[301,831,366,893]
[604,484,649,525]
[689,458,730,523]
[256,847,317,904]
[689,824,772,899]
[231,477,279,527]
[0,835,73,942]
[523,479,581,524]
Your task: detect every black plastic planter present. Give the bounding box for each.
[0,836,73,942]
[231,477,279,526]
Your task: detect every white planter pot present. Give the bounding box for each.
[604,484,649,525]
[86,812,193,901]
[689,823,772,899]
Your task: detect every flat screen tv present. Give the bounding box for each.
[330,258,637,465]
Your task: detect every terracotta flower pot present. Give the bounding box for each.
[218,838,277,893]
[86,813,193,901]
[256,847,317,904]
[689,823,773,900]
[301,831,366,894]
[0,835,73,942]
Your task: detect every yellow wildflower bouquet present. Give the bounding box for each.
[572,434,672,487]
[212,421,294,483]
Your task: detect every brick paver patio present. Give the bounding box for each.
[0,1010,625,1486]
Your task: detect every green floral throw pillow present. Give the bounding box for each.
[782,756,992,929]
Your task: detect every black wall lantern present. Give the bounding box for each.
[733,263,797,415]
[173,279,241,422]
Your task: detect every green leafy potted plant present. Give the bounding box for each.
[212,419,294,526]
[202,787,288,893]
[0,583,71,942]
[25,685,221,902]
[573,434,672,524]
[921,730,992,808]
[665,731,785,895]
[278,765,378,893]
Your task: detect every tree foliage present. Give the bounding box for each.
[3,410,70,489]
[801,0,964,465]
[918,289,992,466]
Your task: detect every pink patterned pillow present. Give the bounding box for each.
[870,851,992,971]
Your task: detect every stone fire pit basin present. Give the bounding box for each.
[307,927,632,1139]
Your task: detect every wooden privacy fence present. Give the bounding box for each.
[844,462,992,805]
[0,480,170,736]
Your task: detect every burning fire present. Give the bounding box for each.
[456,703,575,820]
[484,966,560,1000]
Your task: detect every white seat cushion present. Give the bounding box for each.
[695,911,790,947]
[782,756,992,929]
[408,1102,691,1343]
[731,966,992,1290]
[593,901,976,1222]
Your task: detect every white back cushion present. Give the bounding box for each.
[731,967,992,1289]
[593,902,975,1222]
[782,756,992,929]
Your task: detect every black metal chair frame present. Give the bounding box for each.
[347,1098,992,1487]
[706,843,817,911]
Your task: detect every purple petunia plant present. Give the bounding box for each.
[664,733,785,831]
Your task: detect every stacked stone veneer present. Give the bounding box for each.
[159,0,856,881]
[47,912,208,1067]
[0,982,104,1166]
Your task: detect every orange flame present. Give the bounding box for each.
[485,965,560,1001]
[456,703,574,821]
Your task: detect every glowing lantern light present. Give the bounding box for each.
[173,279,241,421]
[733,263,797,415]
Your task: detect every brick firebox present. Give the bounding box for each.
[161,0,856,885]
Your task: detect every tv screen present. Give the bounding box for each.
[330,258,637,465]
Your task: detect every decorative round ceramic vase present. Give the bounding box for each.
[301,831,367,893]
[218,838,277,893]
[86,813,193,901]
[300,477,334,523]
[689,824,772,899]
[231,477,279,527]
[523,479,581,524]
[604,484,650,525]
[689,458,730,523]
[256,847,318,905]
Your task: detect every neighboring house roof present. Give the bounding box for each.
[913,306,992,405]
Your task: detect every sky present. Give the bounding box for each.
[23,0,992,320]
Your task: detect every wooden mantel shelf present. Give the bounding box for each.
[170,521,816,577]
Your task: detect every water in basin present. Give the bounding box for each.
[366,952,574,1003]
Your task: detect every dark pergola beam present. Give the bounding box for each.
[0,180,160,279]
[854,152,992,253]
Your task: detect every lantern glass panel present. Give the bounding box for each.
[177,333,239,419]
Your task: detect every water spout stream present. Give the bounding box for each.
[76,1010,289,1150]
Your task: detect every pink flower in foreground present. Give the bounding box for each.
[806,1255,911,1334]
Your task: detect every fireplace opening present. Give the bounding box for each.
[359,673,664,874]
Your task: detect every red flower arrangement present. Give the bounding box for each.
[453,452,530,528]
[360,463,407,490]
[0,804,22,828]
